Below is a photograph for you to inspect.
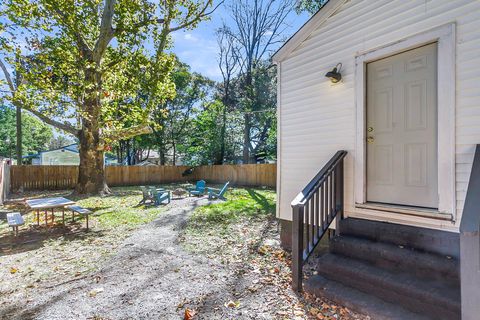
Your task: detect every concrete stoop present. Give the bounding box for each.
[304,218,461,320]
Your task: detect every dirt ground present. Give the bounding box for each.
[1,195,367,320]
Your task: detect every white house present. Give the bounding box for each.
[26,144,116,165]
[273,1,480,319]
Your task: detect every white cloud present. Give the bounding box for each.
[173,32,223,81]
[183,33,198,42]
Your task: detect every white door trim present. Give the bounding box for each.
[354,23,456,217]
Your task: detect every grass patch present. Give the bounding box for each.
[188,187,276,228]
[76,187,166,230]
[182,187,276,259]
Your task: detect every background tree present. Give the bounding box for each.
[1,0,216,194]
[295,0,328,15]
[0,54,27,163]
[181,100,243,165]
[216,26,240,164]
[0,106,53,160]
[48,135,75,150]
[219,0,292,163]
[151,60,215,165]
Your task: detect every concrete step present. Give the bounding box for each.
[330,235,459,283]
[317,253,461,320]
[339,218,460,258]
[304,275,430,320]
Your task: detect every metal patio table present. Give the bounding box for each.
[26,197,76,226]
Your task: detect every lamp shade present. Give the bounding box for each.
[325,63,342,83]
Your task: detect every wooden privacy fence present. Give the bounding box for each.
[10,164,277,191]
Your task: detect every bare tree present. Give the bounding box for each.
[225,0,293,163]
[216,25,241,164]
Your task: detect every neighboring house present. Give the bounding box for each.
[25,144,116,165]
[273,1,479,319]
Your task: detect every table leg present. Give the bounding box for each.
[51,208,54,224]
[36,210,40,226]
[72,211,75,223]
[62,209,65,225]
[44,211,48,226]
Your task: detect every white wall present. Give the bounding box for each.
[277,0,480,232]
[41,150,80,165]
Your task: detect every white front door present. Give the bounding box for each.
[366,43,438,209]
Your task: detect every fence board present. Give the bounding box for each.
[10,164,276,191]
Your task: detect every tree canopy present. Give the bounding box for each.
[295,0,329,15]
[0,0,215,194]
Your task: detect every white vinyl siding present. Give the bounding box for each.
[277,0,480,232]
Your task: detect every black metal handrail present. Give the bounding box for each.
[291,150,347,291]
[459,144,480,317]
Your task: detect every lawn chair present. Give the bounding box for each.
[151,188,171,205]
[7,212,24,236]
[139,186,153,204]
[188,180,206,197]
[207,182,230,200]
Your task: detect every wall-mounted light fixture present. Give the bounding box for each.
[325,63,342,83]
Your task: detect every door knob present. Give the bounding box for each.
[367,136,374,143]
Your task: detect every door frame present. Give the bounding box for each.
[354,23,456,217]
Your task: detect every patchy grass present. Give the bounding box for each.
[76,187,165,230]
[181,187,276,263]
[0,185,182,299]
[188,187,275,227]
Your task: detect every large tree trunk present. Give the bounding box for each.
[75,66,110,195]
[75,125,110,195]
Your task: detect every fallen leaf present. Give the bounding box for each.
[310,307,320,316]
[10,267,18,274]
[88,287,104,297]
[224,300,240,308]
[184,308,195,320]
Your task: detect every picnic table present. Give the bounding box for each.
[26,197,76,226]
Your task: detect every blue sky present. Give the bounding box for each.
[171,2,310,81]
[0,2,310,83]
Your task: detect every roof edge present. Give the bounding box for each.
[272,0,346,63]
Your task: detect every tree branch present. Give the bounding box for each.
[23,106,79,136]
[101,124,152,142]
[93,0,116,62]
[168,0,216,32]
[0,58,15,93]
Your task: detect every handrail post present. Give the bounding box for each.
[292,205,304,292]
[335,159,344,235]
[460,144,480,319]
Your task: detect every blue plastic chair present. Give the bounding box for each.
[151,188,171,205]
[207,182,230,200]
[188,180,206,197]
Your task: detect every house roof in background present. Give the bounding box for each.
[41,143,79,154]
[272,0,346,63]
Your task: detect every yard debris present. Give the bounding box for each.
[88,287,104,297]
[184,308,195,320]
[9,267,18,274]
[224,300,240,308]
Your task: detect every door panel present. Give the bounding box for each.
[366,43,438,208]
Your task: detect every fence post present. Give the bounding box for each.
[292,205,304,292]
